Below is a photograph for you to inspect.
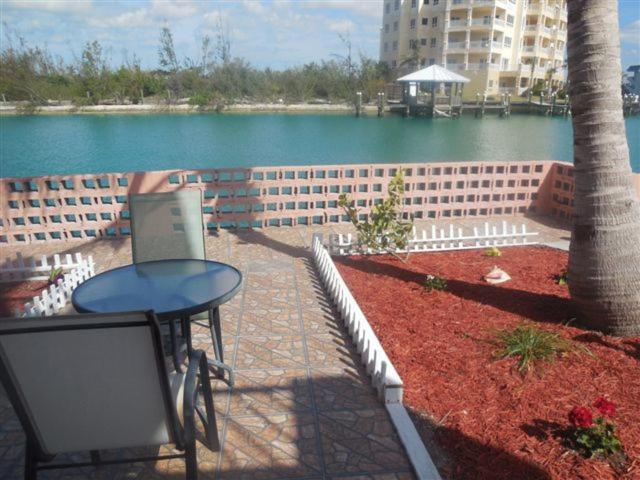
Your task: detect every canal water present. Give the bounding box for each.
[1,113,638,177]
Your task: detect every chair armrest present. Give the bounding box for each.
[183,349,220,451]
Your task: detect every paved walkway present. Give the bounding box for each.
[0,216,568,479]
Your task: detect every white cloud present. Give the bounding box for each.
[4,0,92,12]
[620,20,640,45]
[90,9,153,28]
[327,18,355,33]
[150,0,198,19]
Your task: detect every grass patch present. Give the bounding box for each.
[495,324,578,373]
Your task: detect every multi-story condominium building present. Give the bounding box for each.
[380,0,567,97]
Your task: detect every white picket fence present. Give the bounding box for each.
[329,221,539,255]
[14,255,96,317]
[0,252,91,282]
[312,234,403,403]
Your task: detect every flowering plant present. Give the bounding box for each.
[48,266,64,286]
[567,397,625,464]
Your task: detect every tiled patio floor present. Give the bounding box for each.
[0,216,568,479]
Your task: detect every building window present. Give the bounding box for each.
[430,37,436,47]
[393,41,398,51]
[421,58,427,66]
[394,0,400,10]
[421,38,427,45]
[385,23,390,33]
[504,36,512,47]
[424,0,429,4]
[432,17,438,27]
[489,80,494,87]
[411,0,417,7]
[410,18,416,29]
[433,0,439,4]
[422,17,428,25]
[507,14,514,26]
[429,58,435,65]
[393,20,398,31]
[502,58,509,69]
[392,60,397,67]
[409,39,418,49]
[384,42,388,52]
[385,2,390,14]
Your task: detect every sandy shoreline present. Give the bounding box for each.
[0,103,378,116]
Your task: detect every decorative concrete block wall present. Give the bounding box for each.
[1,160,639,246]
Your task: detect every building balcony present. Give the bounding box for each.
[450,0,472,6]
[447,41,467,52]
[448,19,469,29]
[469,40,491,50]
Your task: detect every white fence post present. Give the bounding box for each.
[328,222,539,256]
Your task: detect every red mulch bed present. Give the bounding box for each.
[0,280,49,316]
[335,246,640,480]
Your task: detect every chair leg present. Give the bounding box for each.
[208,307,224,379]
[181,316,193,357]
[90,450,100,465]
[184,441,198,480]
[198,355,221,451]
[168,319,183,373]
[24,441,37,480]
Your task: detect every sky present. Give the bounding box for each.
[0,0,638,71]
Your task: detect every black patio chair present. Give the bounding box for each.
[129,190,232,385]
[0,311,219,479]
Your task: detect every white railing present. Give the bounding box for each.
[311,235,403,403]
[470,18,492,26]
[15,255,95,317]
[449,19,468,27]
[447,41,467,50]
[1,252,91,282]
[525,24,538,31]
[329,222,538,256]
[469,40,490,49]
[492,41,504,49]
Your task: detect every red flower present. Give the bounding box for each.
[593,397,616,417]
[569,406,594,428]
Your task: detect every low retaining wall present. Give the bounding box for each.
[2,160,639,245]
[311,234,442,480]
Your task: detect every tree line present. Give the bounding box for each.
[0,25,393,107]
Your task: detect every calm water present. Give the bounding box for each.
[1,113,638,177]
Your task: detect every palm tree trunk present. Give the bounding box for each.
[566,0,640,335]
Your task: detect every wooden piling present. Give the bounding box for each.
[355,91,362,117]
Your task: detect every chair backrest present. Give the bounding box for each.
[129,190,205,263]
[0,312,182,457]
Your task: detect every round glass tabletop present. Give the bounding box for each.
[72,259,243,320]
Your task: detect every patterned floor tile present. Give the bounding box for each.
[318,409,412,474]
[220,413,322,479]
[235,336,307,370]
[310,367,382,412]
[305,333,361,369]
[240,309,302,336]
[228,369,312,417]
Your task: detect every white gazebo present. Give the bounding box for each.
[396,65,470,116]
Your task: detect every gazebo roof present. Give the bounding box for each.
[396,65,470,83]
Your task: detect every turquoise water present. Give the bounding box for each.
[1,113,638,177]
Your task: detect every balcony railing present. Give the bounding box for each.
[449,19,468,27]
[447,41,467,50]
[469,40,491,49]
[493,40,504,49]
[470,18,492,26]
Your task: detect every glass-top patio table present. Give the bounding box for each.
[72,259,243,382]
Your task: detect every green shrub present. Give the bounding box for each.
[495,325,574,372]
[339,170,414,258]
[555,270,568,285]
[423,275,447,292]
[484,246,502,257]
